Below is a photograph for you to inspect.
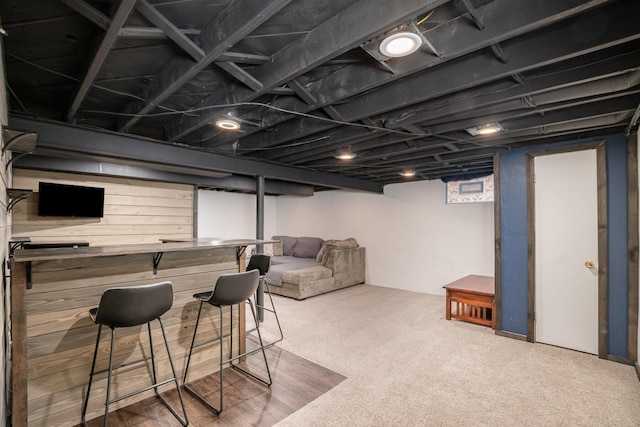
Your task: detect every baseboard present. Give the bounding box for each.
[605,354,634,365]
[494,330,528,341]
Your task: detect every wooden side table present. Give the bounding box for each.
[444,275,495,329]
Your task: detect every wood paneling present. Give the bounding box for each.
[14,246,247,427]
[11,170,194,246]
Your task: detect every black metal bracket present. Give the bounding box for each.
[153,252,164,275]
[236,246,246,264]
[26,261,32,289]
[2,127,37,153]
[7,188,33,212]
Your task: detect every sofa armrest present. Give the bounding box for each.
[322,246,366,287]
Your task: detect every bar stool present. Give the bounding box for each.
[182,269,272,414]
[81,281,188,427]
[246,254,283,347]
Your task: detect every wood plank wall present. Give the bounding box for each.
[24,247,240,426]
[11,169,194,245]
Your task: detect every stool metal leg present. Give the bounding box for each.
[147,323,159,396]
[183,300,223,414]
[183,300,271,415]
[263,281,284,346]
[232,299,272,386]
[156,317,189,425]
[183,300,204,385]
[248,278,283,348]
[83,322,188,427]
[104,328,116,427]
[82,324,103,426]
[218,305,225,412]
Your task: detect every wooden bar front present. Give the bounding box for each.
[10,239,267,427]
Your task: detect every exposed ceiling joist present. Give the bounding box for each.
[3,0,638,187]
[66,0,137,122]
[135,0,205,61]
[118,0,293,132]
[211,0,615,149]
[166,0,451,141]
[237,0,640,153]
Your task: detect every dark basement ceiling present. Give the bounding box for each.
[1,0,639,192]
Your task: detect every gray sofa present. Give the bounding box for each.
[264,236,366,300]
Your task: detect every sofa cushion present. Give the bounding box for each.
[316,238,359,263]
[272,235,297,256]
[293,236,324,258]
[282,265,333,285]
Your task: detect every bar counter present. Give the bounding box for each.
[10,238,271,427]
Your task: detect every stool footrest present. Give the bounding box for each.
[108,378,174,405]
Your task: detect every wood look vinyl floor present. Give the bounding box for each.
[80,343,346,427]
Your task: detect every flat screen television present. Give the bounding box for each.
[38,182,105,218]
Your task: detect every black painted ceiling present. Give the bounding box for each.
[1,0,639,190]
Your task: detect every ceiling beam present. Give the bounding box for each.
[211,0,616,148]
[135,0,204,61]
[118,0,293,132]
[66,0,137,122]
[216,62,263,91]
[384,47,640,128]
[118,26,200,39]
[166,0,452,141]
[265,49,640,164]
[235,0,639,151]
[60,0,110,30]
[10,116,383,193]
[13,155,314,196]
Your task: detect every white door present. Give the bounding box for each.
[534,149,599,354]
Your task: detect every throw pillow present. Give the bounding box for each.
[272,235,297,256]
[316,239,339,262]
[293,236,325,258]
[320,238,359,265]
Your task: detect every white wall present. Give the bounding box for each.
[275,180,494,295]
[198,189,277,239]
[198,180,494,296]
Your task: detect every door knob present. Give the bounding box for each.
[585,260,595,269]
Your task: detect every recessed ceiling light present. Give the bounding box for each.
[215,118,241,130]
[379,32,422,58]
[399,170,416,177]
[465,123,503,136]
[334,151,357,160]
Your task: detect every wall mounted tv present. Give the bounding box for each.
[38,182,105,218]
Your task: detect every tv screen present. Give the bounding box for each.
[38,182,105,218]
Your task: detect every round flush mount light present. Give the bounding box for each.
[379,32,422,57]
[215,118,241,130]
[476,123,502,135]
[399,170,416,177]
[465,122,503,136]
[334,151,357,160]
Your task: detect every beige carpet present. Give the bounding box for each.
[252,284,640,426]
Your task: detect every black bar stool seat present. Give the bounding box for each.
[81,281,188,426]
